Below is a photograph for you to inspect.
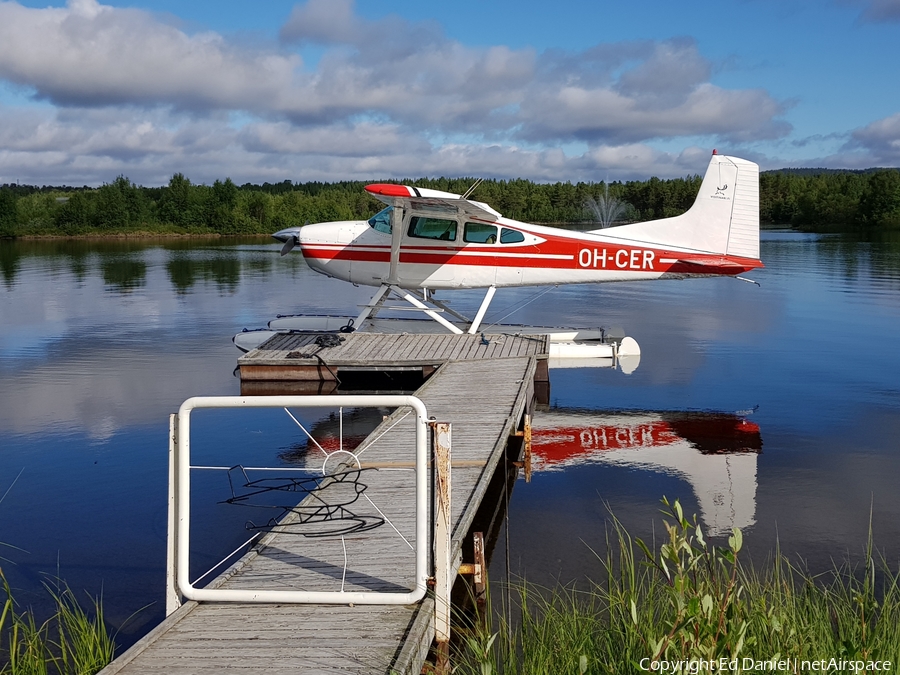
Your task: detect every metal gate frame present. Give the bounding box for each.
[167,395,429,607]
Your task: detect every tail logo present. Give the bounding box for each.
[712,184,731,200]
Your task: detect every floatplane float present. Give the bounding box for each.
[235,151,763,371]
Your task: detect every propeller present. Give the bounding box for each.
[280,237,296,256]
[276,222,308,256]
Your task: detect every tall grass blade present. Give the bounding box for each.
[45,582,115,675]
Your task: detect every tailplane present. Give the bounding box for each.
[589,153,760,259]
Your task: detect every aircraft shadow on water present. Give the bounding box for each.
[221,464,385,537]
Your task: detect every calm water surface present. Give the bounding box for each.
[1,232,899,648]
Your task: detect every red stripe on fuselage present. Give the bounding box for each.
[300,244,578,269]
[299,234,762,275]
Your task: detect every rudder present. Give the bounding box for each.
[721,156,759,259]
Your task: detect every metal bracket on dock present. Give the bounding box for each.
[457,531,487,616]
[511,413,533,482]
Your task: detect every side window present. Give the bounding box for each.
[463,222,498,244]
[500,228,525,244]
[408,216,457,241]
[367,206,392,234]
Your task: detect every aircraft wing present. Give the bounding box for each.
[365,184,502,222]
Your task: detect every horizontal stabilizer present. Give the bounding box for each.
[676,256,749,269]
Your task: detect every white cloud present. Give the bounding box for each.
[519,81,789,145]
[237,121,430,157]
[0,105,724,185]
[764,113,900,170]
[846,112,900,163]
[0,0,794,184]
[834,0,900,22]
[615,39,711,103]
[0,0,302,111]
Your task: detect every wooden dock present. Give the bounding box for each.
[101,334,545,674]
[238,331,549,383]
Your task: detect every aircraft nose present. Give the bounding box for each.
[296,222,337,245]
[273,226,303,256]
[272,227,300,243]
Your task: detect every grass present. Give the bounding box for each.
[454,498,900,674]
[2,472,115,675]
[1,570,115,675]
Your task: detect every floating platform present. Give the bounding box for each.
[237,331,550,394]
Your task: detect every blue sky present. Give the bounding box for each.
[0,0,898,186]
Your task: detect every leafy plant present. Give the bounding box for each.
[2,570,51,675]
[635,496,750,662]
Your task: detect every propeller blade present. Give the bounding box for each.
[280,237,296,256]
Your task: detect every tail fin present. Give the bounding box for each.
[589,153,760,259]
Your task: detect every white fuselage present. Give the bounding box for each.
[298,217,719,290]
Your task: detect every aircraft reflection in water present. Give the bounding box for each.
[531,409,762,536]
[262,406,761,538]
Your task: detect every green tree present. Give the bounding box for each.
[54,193,93,235]
[159,173,203,229]
[857,170,900,227]
[206,178,238,231]
[242,190,273,231]
[15,192,61,234]
[93,178,129,231]
[0,188,17,237]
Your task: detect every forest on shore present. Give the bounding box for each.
[1,166,899,238]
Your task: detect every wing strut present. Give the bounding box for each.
[353,285,392,326]
[467,285,496,334]
[351,284,498,335]
[393,287,463,334]
[387,206,404,284]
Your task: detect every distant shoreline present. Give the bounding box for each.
[4,168,900,232]
[1,232,272,241]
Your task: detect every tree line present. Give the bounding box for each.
[1,167,899,238]
[760,168,900,228]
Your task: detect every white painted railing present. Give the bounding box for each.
[166,395,429,610]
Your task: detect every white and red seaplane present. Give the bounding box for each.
[236,151,763,368]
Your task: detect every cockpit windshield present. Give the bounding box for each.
[368,206,392,234]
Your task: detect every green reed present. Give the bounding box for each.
[2,472,115,675]
[454,498,900,674]
[1,570,114,675]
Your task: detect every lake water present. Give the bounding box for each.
[1,231,900,649]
